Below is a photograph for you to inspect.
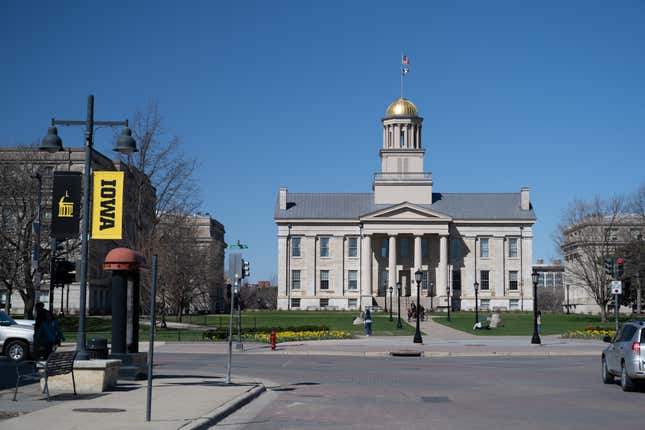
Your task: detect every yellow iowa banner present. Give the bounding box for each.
[91,171,124,239]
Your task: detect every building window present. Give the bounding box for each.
[607,228,618,241]
[381,239,388,257]
[480,270,490,290]
[538,272,545,288]
[555,272,563,288]
[509,271,518,291]
[291,270,301,290]
[450,238,461,260]
[291,298,301,308]
[320,270,329,290]
[320,237,330,257]
[631,229,642,240]
[452,270,461,291]
[509,299,520,310]
[400,130,405,148]
[480,238,489,258]
[400,238,409,257]
[480,299,490,311]
[509,238,518,258]
[348,298,358,309]
[292,237,301,257]
[320,298,329,308]
[348,270,358,290]
[348,237,358,257]
[421,271,429,290]
[380,269,388,295]
[545,272,554,288]
[421,238,428,257]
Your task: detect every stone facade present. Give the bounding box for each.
[274,98,536,311]
[562,215,644,314]
[0,146,155,315]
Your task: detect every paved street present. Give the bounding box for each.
[153,352,643,430]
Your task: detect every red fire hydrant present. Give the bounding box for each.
[270,330,277,351]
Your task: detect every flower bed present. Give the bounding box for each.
[243,330,352,343]
[561,326,615,339]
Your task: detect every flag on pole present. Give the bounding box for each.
[402,55,410,65]
[402,67,410,75]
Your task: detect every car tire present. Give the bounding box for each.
[6,340,29,362]
[601,357,614,384]
[620,362,636,392]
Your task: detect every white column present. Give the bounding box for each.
[361,234,372,306]
[413,235,422,296]
[437,235,448,305]
[382,126,387,148]
[388,235,397,293]
[277,235,288,309]
[497,237,505,298]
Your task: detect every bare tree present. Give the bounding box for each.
[115,101,203,313]
[556,195,626,322]
[0,157,53,318]
[154,214,213,321]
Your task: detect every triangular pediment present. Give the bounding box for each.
[361,202,452,222]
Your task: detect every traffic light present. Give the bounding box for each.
[241,259,250,279]
[603,258,614,277]
[616,258,624,279]
[53,259,76,285]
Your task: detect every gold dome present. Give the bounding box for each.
[386,98,418,116]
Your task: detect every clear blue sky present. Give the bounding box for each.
[2,1,644,282]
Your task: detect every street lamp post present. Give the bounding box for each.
[531,271,541,344]
[40,95,136,360]
[565,284,570,315]
[388,286,393,321]
[413,270,423,344]
[31,172,42,309]
[446,269,451,322]
[396,281,402,329]
[473,281,479,325]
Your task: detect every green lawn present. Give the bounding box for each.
[431,311,624,336]
[57,311,416,341]
[170,311,416,336]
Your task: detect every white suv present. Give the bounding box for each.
[0,310,34,361]
[601,320,645,391]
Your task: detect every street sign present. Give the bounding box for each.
[610,280,622,295]
[229,240,248,249]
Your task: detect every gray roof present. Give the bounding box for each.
[274,192,536,221]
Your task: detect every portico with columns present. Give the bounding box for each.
[275,97,536,311]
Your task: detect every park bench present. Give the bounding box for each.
[13,350,77,401]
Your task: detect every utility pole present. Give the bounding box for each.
[32,172,42,308]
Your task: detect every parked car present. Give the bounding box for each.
[601,320,645,391]
[0,310,34,361]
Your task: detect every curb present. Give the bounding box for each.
[226,349,600,358]
[179,383,266,430]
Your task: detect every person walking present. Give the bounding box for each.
[364,308,372,336]
[537,311,542,335]
[34,303,65,360]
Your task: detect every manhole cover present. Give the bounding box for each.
[73,408,127,413]
[390,350,423,357]
[421,396,451,403]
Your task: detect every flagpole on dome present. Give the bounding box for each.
[401,53,410,99]
[400,52,404,99]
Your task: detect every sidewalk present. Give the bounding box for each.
[157,318,605,358]
[1,374,264,430]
